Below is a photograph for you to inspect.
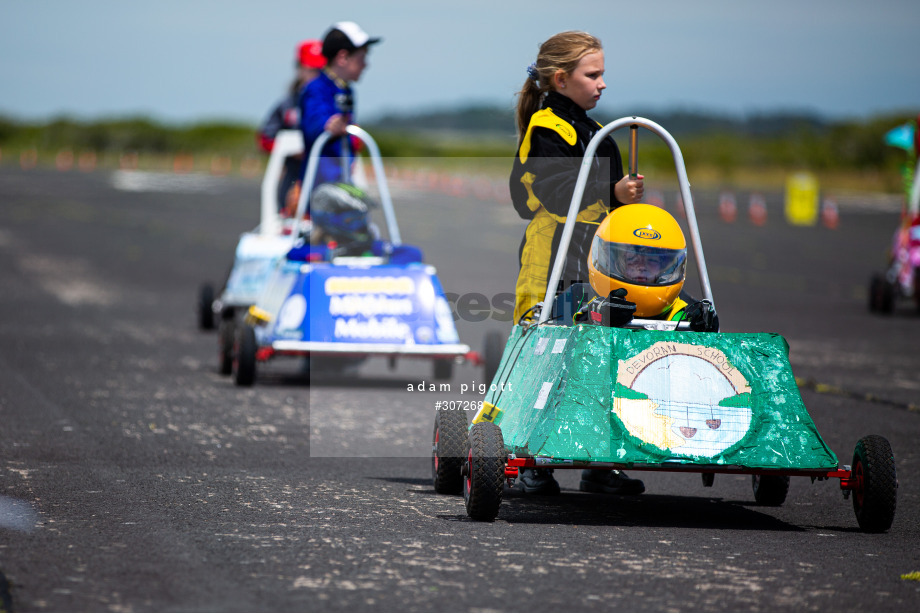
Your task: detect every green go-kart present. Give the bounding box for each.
[431,118,898,531]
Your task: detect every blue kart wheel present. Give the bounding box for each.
[233,324,257,387]
[198,283,215,330]
[433,359,453,381]
[218,313,235,376]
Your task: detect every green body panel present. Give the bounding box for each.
[480,324,838,470]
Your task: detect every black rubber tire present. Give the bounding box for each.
[880,277,896,314]
[852,435,898,533]
[431,409,468,494]
[483,330,505,386]
[752,474,790,506]
[868,274,883,312]
[217,315,235,376]
[198,283,215,330]
[233,324,257,387]
[463,422,505,521]
[433,358,453,381]
[914,268,920,313]
[869,273,896,314]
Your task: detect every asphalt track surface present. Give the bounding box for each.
[1,164,919,612]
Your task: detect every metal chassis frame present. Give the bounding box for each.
[537,117,714,327]
[502,456,855,492]
[254,344,480,365]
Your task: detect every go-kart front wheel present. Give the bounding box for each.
[198,283,215,330]
[217,316,235,376]
[433,359,453,381]
[233,324,258,387]
[852,435,897,533]
[462,422,505,521]
[868,274,895,314]
[431,408,468,494]
[752,474,789,506]
[914,268,920,313]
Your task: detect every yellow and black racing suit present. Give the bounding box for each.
[510,92,626,322]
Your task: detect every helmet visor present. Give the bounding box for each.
[592,239,687,287]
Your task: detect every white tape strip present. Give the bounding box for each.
[534,338,549,355]
[534,381,554,409]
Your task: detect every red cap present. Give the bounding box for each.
[297,39,326,69]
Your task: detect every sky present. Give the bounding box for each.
[1,0,918,126]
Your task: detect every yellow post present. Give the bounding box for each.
[785,172,819,226]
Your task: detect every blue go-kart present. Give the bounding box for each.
[198,129,316,375]
[232,126,482,386]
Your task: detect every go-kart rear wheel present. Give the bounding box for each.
[233,324,257,387]
[433,359,453,381]
[483,330,505,385]
[217,316,235,376]
[752,474,789,506]
[913,268,920,313]
[431,408,468,495]
[852,435,897,533]
[462,422,505,521]
[869,274,895,314]
[198,283,215,330]
[868,274,881,312]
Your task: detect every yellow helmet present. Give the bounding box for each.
[588,204,687,317]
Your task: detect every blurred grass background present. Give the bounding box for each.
[0,106,916,194]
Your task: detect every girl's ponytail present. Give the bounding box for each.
[514,77,544,145]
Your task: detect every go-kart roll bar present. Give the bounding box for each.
[260,130,304,236]
[537,117,714,324]
[296,125,402,246]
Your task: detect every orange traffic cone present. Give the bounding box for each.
[821,197,839,229]
[749,193,767,226]
[719,191,737,223]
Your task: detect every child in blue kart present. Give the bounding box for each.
[308,182,379,256]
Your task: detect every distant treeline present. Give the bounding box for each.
[0,116,257,157]
[369,105,918,178]
[0,106,916,191]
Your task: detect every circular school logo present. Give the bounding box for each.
[277,294,307,331]
[614,341,753,458]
